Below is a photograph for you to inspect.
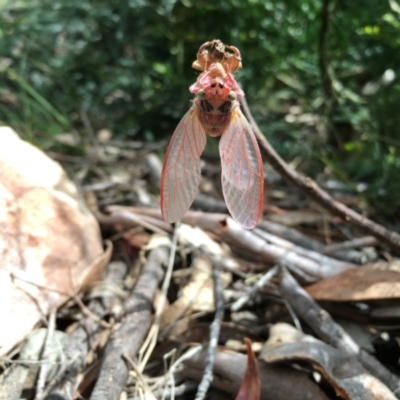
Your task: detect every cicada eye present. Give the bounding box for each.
[200,100,213,112]
[219,101,232,114]
[228,91,237,101]
[197,89,206,99]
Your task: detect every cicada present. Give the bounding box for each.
[160,40,264,229]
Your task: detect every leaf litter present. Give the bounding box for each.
[1,125,400,400]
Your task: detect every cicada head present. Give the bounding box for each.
[192,40,242,73]
[223,44,242,72]
[190,63,244,100]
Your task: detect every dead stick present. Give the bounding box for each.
[240,97,400,253]
[48,261,128,399]
[322,236,378,254]
[89,246,169,400]
[194,262,224,400]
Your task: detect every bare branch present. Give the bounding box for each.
[240,96,400,253]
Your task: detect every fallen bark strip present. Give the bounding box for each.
[89,246,169,400]
[279,267,400,396]
[183,346,330,400]
[240,97,400,253]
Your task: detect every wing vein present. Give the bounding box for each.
[160,107,207,223]
[219,108,264,229]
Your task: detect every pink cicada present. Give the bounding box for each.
[160,40,264,229]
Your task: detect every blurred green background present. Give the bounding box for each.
[1,0,400,216]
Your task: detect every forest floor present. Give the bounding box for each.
[1,124,400,400]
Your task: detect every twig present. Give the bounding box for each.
[318,0,344,148]
[151,381,198,399]
[11,272,111,329]
[138,223,180,372]
[230,265,278,311]
[257,220,365,263]
[121,353,156,400]
[0,331,55,400]
[322,236,378,254]
[34,308,56,400]
[48,261,128,399]
[89,246,168,400]
[318,0,334,101]
[79,108,101,160]
[253,228,351,271]
[127,210,355,281]
[194,261,224,400]
[240,96,400,253]
[101,207,169,235]
[283,298,303,332]
[158,346,202,400]
[129,347,201,400]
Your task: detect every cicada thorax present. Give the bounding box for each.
[193,96,236,137]
[190,62,244,136]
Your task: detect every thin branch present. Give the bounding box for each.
[230,265,278,312]
[89,246,168,400]
[138,223,180,371]
[322,236,378,254]
[318,0,334,101]
[240,96,400,253]
[121,353,157,400]
[34,309,56,400]
[194,262,224,400]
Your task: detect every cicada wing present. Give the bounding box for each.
[219,108,264,229]
[160,107,207,223]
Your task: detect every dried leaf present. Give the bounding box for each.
[235,338,260,400]
[306,261,400,301]
[260,323,397,400]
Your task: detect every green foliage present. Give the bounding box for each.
[0,0,400,215]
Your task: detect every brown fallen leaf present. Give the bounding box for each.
[279,267,400,394]
[235,338,260,400]
[306,260,400,301]
[260,323,397,400]
[0,127,107,356]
